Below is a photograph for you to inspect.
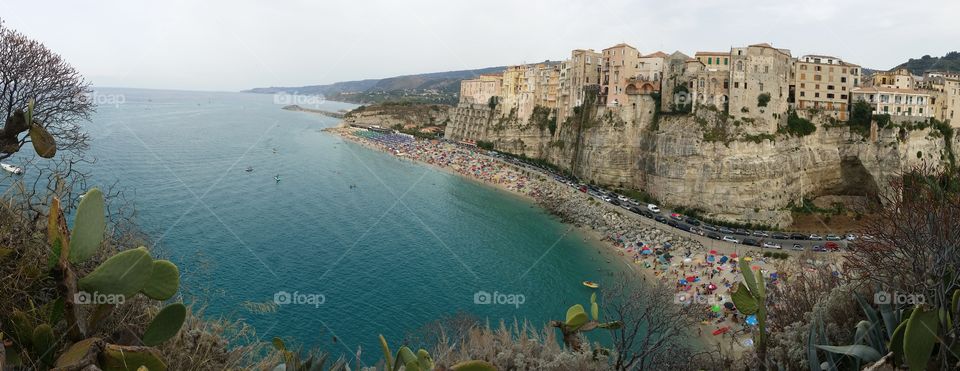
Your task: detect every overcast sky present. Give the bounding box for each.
[2,0,957,92]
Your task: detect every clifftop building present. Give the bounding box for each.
[793,55,861,121]
[729,43,794,132]
[600,43,641,106]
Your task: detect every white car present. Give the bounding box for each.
[617,195,630,202]
[825,234,841,241]
[845,234,857,241]
[601,195,613,202]
[763,242,782,249]
[722,236,740,244]
[647,204,661,213]
[809,234,823,240]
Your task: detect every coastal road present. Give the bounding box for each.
[482,149,849,257]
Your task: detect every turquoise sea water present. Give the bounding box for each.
[3,88,633,364]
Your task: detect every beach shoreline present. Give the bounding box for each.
[326,125,756,355]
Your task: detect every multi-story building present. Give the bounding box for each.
[659,51,694,112]
[851,86,933,118]
[694,51,730,70]
[558,49,601,121]
[869,68,918,90]
[458,74,503,105]
[534,63,561,109]
[793,55,861,121]
[729,43,794,132]
[600,43,641,106]
[637,51,668,82]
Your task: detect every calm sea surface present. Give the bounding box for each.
[2,88,633,363]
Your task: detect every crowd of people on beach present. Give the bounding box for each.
[340,126,772,352]
[346,128,543,197]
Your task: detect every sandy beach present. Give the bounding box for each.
[327,126,772,355]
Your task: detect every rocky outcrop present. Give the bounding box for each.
[439,98,955,227]
[343,104,450,131]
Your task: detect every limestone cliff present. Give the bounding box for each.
[442,97,955,227]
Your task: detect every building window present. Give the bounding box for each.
[736,61,744,71]
[827,93,835,99]
[724,58,729,65]
[764,66,769,73]
[800,91,805,97]
[814,75,822,81]
[841,94,847,99]
[841,77,847,83]
[815,92,820,98]
[734,82,739,88]
[828,85,834,90]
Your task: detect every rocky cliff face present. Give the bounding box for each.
[343,104,450,130]
[440,98,955,227]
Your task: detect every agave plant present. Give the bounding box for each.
[378,334,496,371]
[730,258,768,362]
[270,337,347,371]
[809,290,960,370]
[3,188,187,370]
[549,293,622,351]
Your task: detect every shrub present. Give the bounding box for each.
[780,110,816,137]
[476,140,495,150]
[757,93,771,107]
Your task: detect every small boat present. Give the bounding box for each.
[1,163,24,175]
[582,281,599,289]
[274,174,281,182]
[245,166,254,172]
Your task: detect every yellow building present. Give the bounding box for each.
[458,74,502,105]
[869,68,917,89]
[794,55,861,121]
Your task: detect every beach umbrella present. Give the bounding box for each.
[730,253,738,258]
[706,255,715,263]
[707,283,717,290]
[685,276,697,282]
[683,257,692,263]
[723,302,735,310]
[744,256,753,262]
[745,315,758,326]
[719,256,729,264]
[709,250,718,255]
[641,249,652,255]
[770,273,779,280]
[711,304,722,313]
[751,265,760,270]
[711,327,729,336]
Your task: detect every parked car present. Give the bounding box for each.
[617,195,630,202]
[812,245,827,252]
[609,199,621,206]
[771,233,789,240]
[743,238,760,247]
[845,233,857,241]
[702,224,718,232]
[707,232,722,240]
[647,204,661,213]
[628,206,643,215]
[824,241,840,250]
[718,227,734,235]
[753,231,770,238]
[763,242,782,249]
[641,210,654,218]
[684,217,701,226]
[791,243,804,251]
[654,215,668,223]
[790,233,807,240]
[670,213,683,222]
[601,195,612,202]
[578,186,588,193]
[722,235,740,244]
[735,228,750,235]
[825,234,841,241]
[667,220,679,228]
[689,226,703,235]
[809,234,823,240]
